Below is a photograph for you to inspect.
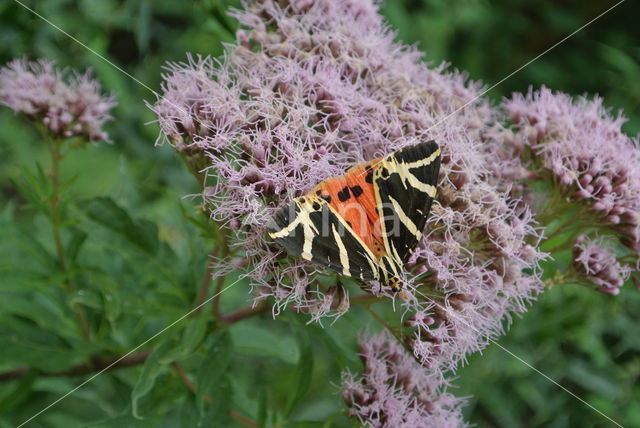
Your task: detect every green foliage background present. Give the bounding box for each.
[0,0,638,426]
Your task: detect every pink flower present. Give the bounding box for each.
[573,235,631,295]
[152,1,544,343]
[342,331,466,428]
[0,58,116,141]
[503,86,640,257]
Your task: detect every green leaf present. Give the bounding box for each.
[196,330,232,415]
[257,387,268,428]
[179,202,217,238]
[0,291,76,338]
[67,227,88,264]
[0,222,58,274]
[230,323,299,364]
[135,0,152,52]
[81,197,159,254]
[179,315,209,356]
[69,288,102,310]
[283,317,314,419]
[0,315,88,371]
[131,340,181,419]
[11,163,51,215]
[310,324,359,369]
[0,369,37,412]
[566,362,619,398]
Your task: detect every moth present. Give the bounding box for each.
[267,141,441,292]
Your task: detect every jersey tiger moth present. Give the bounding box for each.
[267,141,441,292]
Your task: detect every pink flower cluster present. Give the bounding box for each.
[503,88,640,248]
[150,0,594,424]
[0,59,116,141]
[153,0,543,341]
[573,235,630,295]
[342,331,466,428]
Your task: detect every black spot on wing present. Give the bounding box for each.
[365,168,374,184]
[337,187,351,202]
[350,185,363,197]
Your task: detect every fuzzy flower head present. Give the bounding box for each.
[503,87,640,257]
[0,58,116,141]
[341,331,466,428]
[573,235,631,295]
[153,0,544,373]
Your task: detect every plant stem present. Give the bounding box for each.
[46,135,90,342]
[212,225,230,320]
[193,244,219,316]
[47,136,67,274]
[218,299,269,324]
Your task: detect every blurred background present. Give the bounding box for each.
[0,0,638,426]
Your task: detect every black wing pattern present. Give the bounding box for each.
[267,196,380,282]
[373,141,441,264]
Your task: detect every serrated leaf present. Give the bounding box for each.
[11,163,51,214]
[0,292,76,338]
[283,317,314,418]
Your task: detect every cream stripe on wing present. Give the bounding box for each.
[387,195,421,239]
[332,224,350,276]
[403,172,437,197]
[389,241,404,267]
[322,200,380,280]
[300,201,320,260]
[269,214,302,239]
[401,147,441,169]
